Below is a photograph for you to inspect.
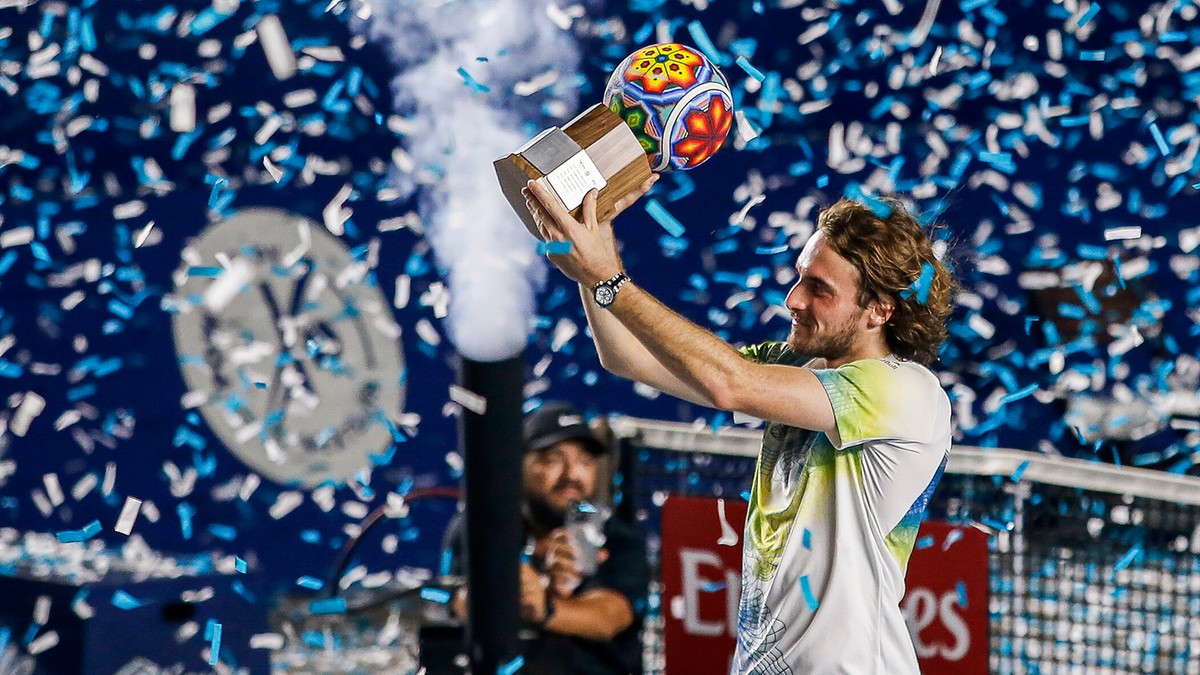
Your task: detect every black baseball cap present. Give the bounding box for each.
[524,401,608,456]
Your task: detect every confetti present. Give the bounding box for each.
[734,55,765,82]
[256,15,297,80]
[1010,460,1031,483]
[1148,122,1171,156]
[899,263,935,304]
[420,588,452,604]
[56,520,101,543]
[456,66,491,94]
[0,3,1198,669]
[26,631,59,655]
[111,591,142,610]
[686,21,726,66]
[1000,384,1039,405]
[498,656,526,675]
[449,385,488,415]
[11,392,45,437]
[644,199,686,238]
[716,498,739,546]
[114,497,142,535]
[538,241,573,255]
[799,575,820,611]
[309,597,347,615]
[296,575,324,590]
[206,619,222,666]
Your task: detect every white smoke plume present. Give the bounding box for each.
[351,0,589,361]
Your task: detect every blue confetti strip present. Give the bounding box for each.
[206,620,222,666]
[296,576,324,590]
[644,199,686,238]
[981,516,1013,532]
[456,67,491,93]
[1113,545,1143,573]
[899,262,935,304]
[686,21,727,66]
[1148,122,1171,156]
[537,241,573,255]
[799,575,820,611]
[1077,2,1101,28]
[999,383,1038,404]
[309,597,347,615]
[735,55,765,82]
[111,590,142,610]
[56,519,101,543]
[498,656,525,675]
[1010,460,1030,482]
[420,588,453,604]
[175,502,194,540]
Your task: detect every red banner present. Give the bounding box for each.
[660,496,988,675]
[902,520,990,675]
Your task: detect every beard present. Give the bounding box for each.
[787,313,860,362]
[524,481,587,530]
[525,492,566,530]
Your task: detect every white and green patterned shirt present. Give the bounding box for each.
[732,343,951,675]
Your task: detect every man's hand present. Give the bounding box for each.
[545,528,611,598]
[522,174,658,286]
[450,587,468,622]
[518,562,550,624]
[544,529,583,597]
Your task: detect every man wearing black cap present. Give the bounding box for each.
[441,401,649,675]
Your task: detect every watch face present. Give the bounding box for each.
[167,208,406,487]
[595,285,615,307]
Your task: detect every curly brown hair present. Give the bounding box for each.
[817,197,957,366]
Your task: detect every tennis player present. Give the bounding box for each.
[524,178,956,674]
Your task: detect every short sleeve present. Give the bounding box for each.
[737,341,808,367]
[811,358,941,448]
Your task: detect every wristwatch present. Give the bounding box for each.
[591,273,629,309]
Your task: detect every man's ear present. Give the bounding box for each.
[868,301,894,329]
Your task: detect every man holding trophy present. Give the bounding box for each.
[511,43,956,675]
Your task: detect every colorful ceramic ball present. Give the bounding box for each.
[602,43,735,172]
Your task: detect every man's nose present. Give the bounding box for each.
[565,458,590,482]
[786,282,807,311]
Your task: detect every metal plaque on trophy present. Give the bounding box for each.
[494,103,653,240]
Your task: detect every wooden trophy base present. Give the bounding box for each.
[495,104,653,240]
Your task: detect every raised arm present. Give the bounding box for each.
[578,280,714,406]
[524,179,838,434]
[538,176,715,406]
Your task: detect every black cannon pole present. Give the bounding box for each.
[459,355,526,673]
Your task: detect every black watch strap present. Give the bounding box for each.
[592,273,629,308]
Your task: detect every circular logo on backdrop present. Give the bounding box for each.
[168,208,406,488]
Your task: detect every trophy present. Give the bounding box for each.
[495,43,735,239]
